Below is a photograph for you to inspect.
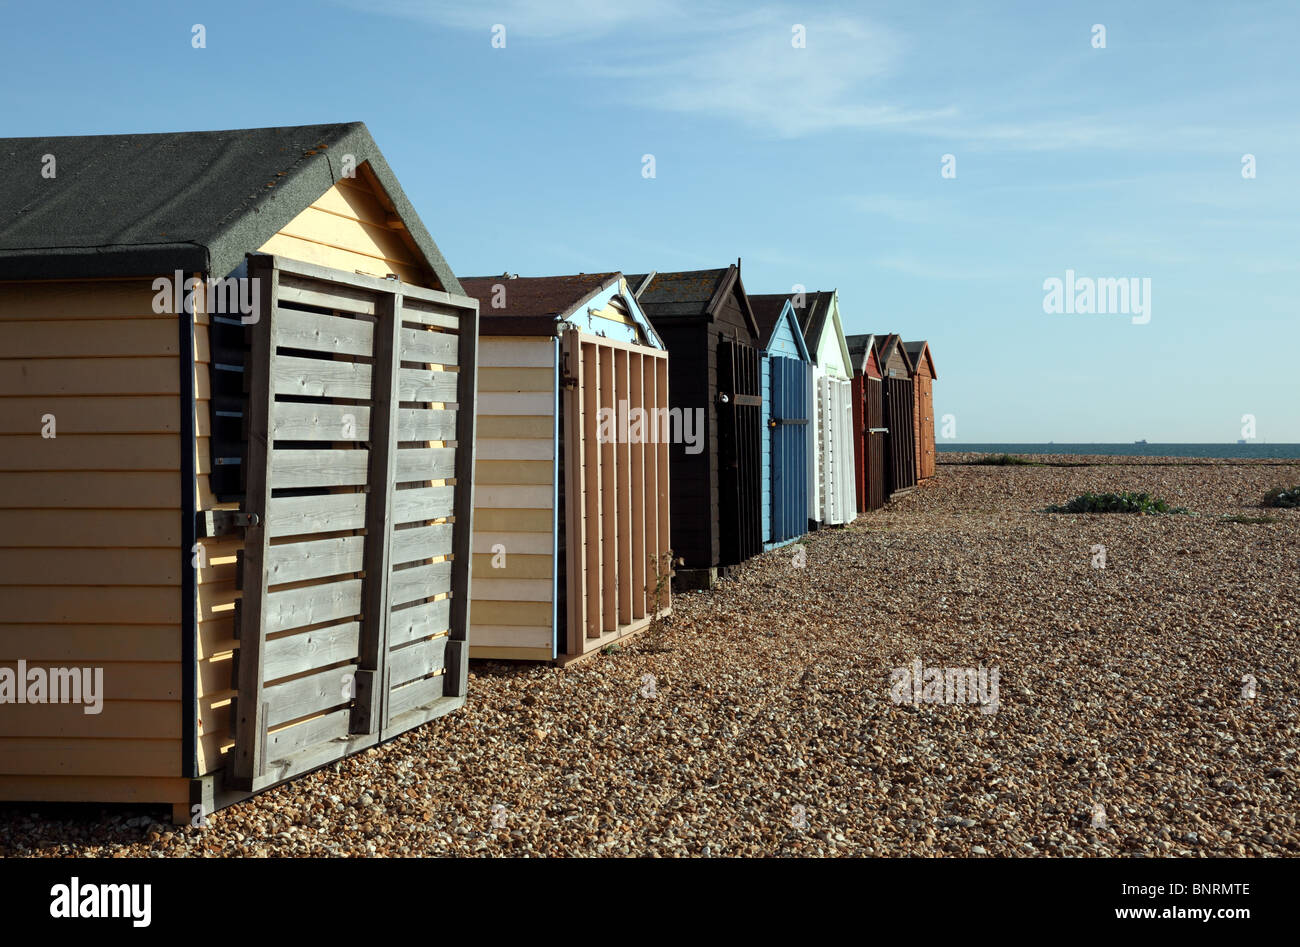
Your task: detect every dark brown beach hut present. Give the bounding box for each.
[628,266,763,589]
[845,334,886,511]
[903,341,938,481]
[873,333,917,496]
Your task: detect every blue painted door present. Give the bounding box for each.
[769,356,809,544]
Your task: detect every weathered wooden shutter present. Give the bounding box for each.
[230,255,477,791]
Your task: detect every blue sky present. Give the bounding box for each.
[3,0,1297,441]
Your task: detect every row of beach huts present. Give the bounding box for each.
[0,124,934,820]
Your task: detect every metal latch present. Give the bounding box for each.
[197,509,260,538]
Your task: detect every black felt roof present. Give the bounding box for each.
[903,340,936,377]
[633,268,730,319]
[845,333,876,372]
[793,290,835,351]
[0,122,462,291]
[748,293,794,348]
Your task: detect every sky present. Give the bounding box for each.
[2,0,1297,441]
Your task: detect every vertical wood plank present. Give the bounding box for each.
[644,354,660,600]
[656,354,670,614]
[599,345,617,632]
[583,343,602,640]
[445,294,478,694]
[232,255,278,783]
[630,351,646,620]
[352,289,399,733]
[562,328,586,657]
[615,347,633,626]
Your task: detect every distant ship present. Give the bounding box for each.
[1134,439,1148,445]
[1238,439,1248,444]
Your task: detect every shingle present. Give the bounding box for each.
[634,268,729,319]
[748,292,793,348]
[793,290,833,350]
[459,273,618,320]
[0,122,461,291]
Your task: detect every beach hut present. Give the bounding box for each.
[0,123,478,821]
[749,293,813,549]
[457,273,671,662]
[873,334,917,496]
[903,341,938,481]
[628,266,762,589]
[845,334,886,511]
[793,291,857,527]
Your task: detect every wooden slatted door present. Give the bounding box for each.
[717,336,762,565]
[768,356,808,545]
[817,377,856,525]
[918,377,935,479]
[232,255,477,791]
[560,328,671,659]
[866,377,886,510]
[884,377,916,495]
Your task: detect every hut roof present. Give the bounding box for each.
[844,333,878,374]
[903,340,937,378]
[460,272,617,320]
[0,122,461,291]
[747,293,793,347]
[872,333,913,374]
[459,271,663,347]
[748,292,812,360]
[633,265,761,338]
[792,291,836,350]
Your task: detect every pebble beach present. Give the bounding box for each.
[3,455,1297,857]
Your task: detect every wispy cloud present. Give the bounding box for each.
[591,12,956,139]
[346,1,953,137]
[340,1,1277,151]
[353,0,690,41]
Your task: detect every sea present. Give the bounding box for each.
[937,443,1300,459]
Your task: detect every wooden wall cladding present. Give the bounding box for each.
[717,337,763,564]
[884,377,916,495]
[852,374,887,512]
[561,328,671,659]
[817,375,857,525]
[231,255,477,791]
[767,355,809,546]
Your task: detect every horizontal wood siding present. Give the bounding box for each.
[469,337,556,656]
[0,278,184,803]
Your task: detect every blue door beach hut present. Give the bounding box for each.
[748,293,812,550]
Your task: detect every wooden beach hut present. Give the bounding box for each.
[873,334,917,496]
[844,334,886,512]
[628,266,762,589]
[903,341,938,481]
[0,123,478,821]
[457,273,671,662]
[749,293,812,550]
[794,291,857,527]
